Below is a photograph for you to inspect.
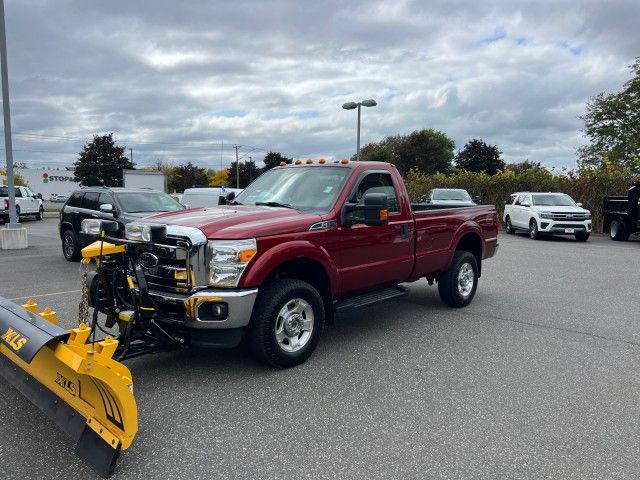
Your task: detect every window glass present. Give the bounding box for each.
[532,194,576,206]
[181,192,221,208]
[67,192,84,207]
[350,172,400,213]
[82,192,100,210]
[99,192,116,208]
[432,189,471,201]
[14,187,23,198]
[115,192,183,213]
[234,167,351,213]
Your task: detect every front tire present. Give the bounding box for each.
[247,279,325,369]
[504,216,514,234]
[609,220,629,241]
[575,232,590,242]
[438,251,478,308]
[62,229,81,261]
[529,218,539,240]
[36,205,44,220]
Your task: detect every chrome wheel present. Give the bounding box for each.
[274,298,314,353]
[63,233,76,259]
[457,262,474,297]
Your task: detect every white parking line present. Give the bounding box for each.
[9,290,81,301]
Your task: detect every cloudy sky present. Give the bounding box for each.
[1,0,639,170]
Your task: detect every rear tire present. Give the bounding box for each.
[36,205,44,220]
[504,216,514,234]
[574,232,590,242]
[609,219,629,241]
[528,218,539,240]
[438,251,478,308]
[62,229,81,261]
[247,279,325,369]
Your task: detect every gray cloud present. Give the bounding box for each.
[1,0,638,170]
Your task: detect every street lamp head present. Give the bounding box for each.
[361,99,377,107]
[342,102,358,110]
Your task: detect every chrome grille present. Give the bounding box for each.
[140,236,190,293]
[549,212,590,221]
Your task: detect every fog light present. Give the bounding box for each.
[198,302,228,321]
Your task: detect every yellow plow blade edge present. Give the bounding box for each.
[0,297,138,477]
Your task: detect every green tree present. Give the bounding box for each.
[504,160,545,173]
[73,134,134,186]
[393,129,455,175]
[229,160,261,188]
[262,152,292,171]
[167,162,209,193]
[455,139,505,174]
[359,130,454,175]
[578,58,640,172]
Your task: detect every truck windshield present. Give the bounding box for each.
[234,167,351,212]
[532,194,576,206]
[116,192,184,213]
[433,189,471,201]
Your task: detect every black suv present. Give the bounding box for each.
[59,187,184,261]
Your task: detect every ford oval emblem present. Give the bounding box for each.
[139,252,159,269]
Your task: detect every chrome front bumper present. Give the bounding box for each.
[145,287,258,329]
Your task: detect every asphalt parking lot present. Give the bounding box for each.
[1,219,639,479]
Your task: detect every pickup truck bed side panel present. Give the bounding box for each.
[410,206,498,282]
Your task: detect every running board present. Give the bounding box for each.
[334,286,409,314]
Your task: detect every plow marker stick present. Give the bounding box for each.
[0,297,138,477]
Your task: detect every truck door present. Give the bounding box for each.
[23,187,37,213]
[333,170,414,297]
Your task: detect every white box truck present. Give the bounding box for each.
[123,170,167,192]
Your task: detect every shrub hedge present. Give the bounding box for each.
[404,168,639,232]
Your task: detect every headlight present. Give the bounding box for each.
[539,213,553,219]
[81,218,103,235]
[207,238,257,287]
[125,222,166,242]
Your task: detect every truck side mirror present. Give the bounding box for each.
[521,202,530,207]
[342,192,389,227]
[576,202,583,207]
[473,196,481,204]
[100,203,117,216]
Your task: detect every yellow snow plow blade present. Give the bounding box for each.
[0,297,137,477]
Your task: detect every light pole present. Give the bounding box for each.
[342,99,377,160]
[0,0,18,227]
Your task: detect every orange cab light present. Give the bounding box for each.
[294,159,302,165]
[379,209,388,221]
[279,161,286,166]
[340,158,349,164]
[306,159,313,164]
[318,158,326,164]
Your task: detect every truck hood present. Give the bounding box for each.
[144,205,323,239]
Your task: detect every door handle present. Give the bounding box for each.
[398,224,409,239]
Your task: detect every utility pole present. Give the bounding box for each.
[234,144,240,189]
[0,0,17,228]
[0,0,27,249]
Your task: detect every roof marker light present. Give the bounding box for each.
[318,158,326,164]
[306,159,313,164]
[294,159,302,165]
[340,159,349,164]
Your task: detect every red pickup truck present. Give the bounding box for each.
[126,160,498,367]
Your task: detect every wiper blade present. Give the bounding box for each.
[229,200,242,205]
[255,201,296,210]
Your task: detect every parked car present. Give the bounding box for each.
[49,193,69,203]
[181,186,243,208]
[503,192,592,241]
[1,185,44,222]
[58,187,184,261]
[420,188,479,205]
[603,183,640,241]
[107,160,499,368]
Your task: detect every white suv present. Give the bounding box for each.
[503,192,592,241]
